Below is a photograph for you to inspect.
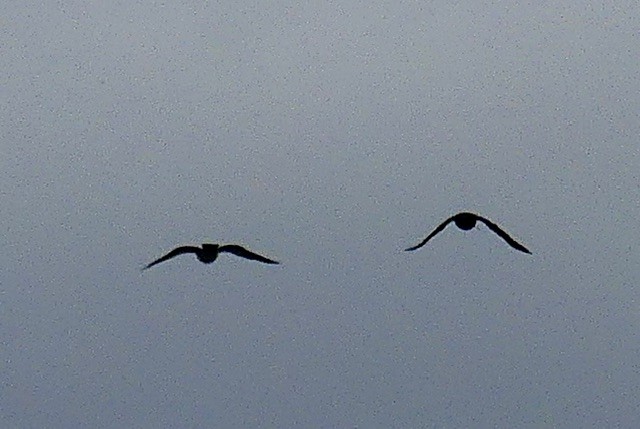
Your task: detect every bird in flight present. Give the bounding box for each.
[405,212,531,254]
[143,243,280,270]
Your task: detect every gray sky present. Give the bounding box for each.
[2,0,640,427]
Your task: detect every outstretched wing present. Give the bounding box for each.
[476,216,531,254]
[219,245,279,264]
[405,216,456,251]
[143,246,200,270]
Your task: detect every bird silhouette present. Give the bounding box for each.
[405,212,531,254]
[143,243,280,270]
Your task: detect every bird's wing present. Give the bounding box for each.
[476,216,531,254]
[405,216,456,251]
[218,245,279,264]
[143,246,200,270]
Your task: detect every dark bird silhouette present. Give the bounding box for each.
[143,243,280,270]
[405,212,531,254]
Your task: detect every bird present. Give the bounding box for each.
[143,243,280,270]
[405,212,531,254]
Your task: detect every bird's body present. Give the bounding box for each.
[143,243,279,270]
[195,244,221,263]
[405,212,531,254]
[452,212,477,230]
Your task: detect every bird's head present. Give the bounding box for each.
[202,243,220,251]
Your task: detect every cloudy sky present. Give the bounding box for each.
[2,0,639,427]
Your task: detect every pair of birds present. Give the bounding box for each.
[143,212,531,270]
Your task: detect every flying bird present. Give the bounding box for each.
[405,212,531,254]
[143,243,280,270]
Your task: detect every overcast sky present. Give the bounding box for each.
[2,1,640,427]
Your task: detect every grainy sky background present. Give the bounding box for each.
[2,1,640,427]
